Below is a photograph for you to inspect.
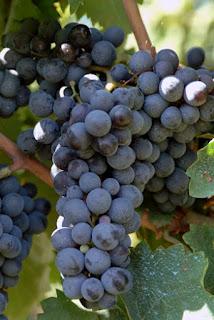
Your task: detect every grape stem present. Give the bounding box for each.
[0,132,53,186]
[122,0,156,56]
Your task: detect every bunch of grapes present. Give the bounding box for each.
[0,16,214,312]
[0,169,51,318]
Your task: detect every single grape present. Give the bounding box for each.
[173,125,196,143]
[147,143,160,163]
[107,146,136,170]
[154,152,175,178]
[17,129,37,154]
[143,93,169,118]
[102,178,120,196]
[2,193,24,217]
[111,63,131,82]
[90,89,114,112]
[111,128,132,146]
[86,188,112,215]
[129,50,154,73]
[118,184,143,208]
[108,197,134,224]
[92,223,120,250]
[112,167,135,185]
[129,111,145,135]
[71,223,92,245]
[103,26,125,47]
[65,64,88,85]
[180,104,200,125]
[166,168,189,194]
[96,133,118,156]
[200,96,214,122]
[110,244,129,266]
[67,159,89,180]
[146,176,165,193]
[176,149,197,170]
[63,274,87,299]
[53,146,77,170]
[29,90,54,117]
[167,140,186,159]
[154,60,174,78]
[87,155,107,175]
[56,248,84,276]
[137,71,159,95]
[112,88,135,108]
[85,248,111,275]
[101,267,133,295]
[81,278,104,302]
[79,172,101,193]
[85,110,112,137]
[53,96,75,121]
[57,43,79,63]
[122,211,141,234]
[51,227,76,251]
[43,58,67,83]
[68,24,91,49]
[91,40,116,66]
[66,122,92,150]
[175,67,198,85]
[138,111,152,135]
[159,76,184,102]
[77,52,92,68]
[109,105,132,128]
[0,69,20,98]
[34,198,51,215]
[155,48,179,71]
[62,199,91,225]
[153,189,169,204]
[160,106,182,130]
[148,121,171,143]
[0,234,22,259]
[169,192,189,207]
[38,19,61,41]
[183,81,207,107]
[66,185,83,199]
[33,119,59,144]
[16,57,37,82]
[132,138,153,161]
[186,47,205,68]
[53,171,76,196]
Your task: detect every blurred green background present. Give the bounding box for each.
[0,0,213,319]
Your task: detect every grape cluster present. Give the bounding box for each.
[0,170,50,318]
[48,46,212,308]
[0,19,126,163]
[0,18,124,121]
[1,17,214,311]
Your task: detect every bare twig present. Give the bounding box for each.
[122,0,156,56]
[0,132,53,186]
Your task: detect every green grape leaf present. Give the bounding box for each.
[5,233,54,320]
[4,0,59,34]
[68,0,84,14]
[33,0,60,18]
[122,242,214,320]
[184,224,214,295]
[187,139,214,198]
[73,0,141,32]
[4,0,43,33]
[69,0,144,20]
[38,290,98,320]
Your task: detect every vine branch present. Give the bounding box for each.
[122,0,156,56]
[0,132,53,187]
